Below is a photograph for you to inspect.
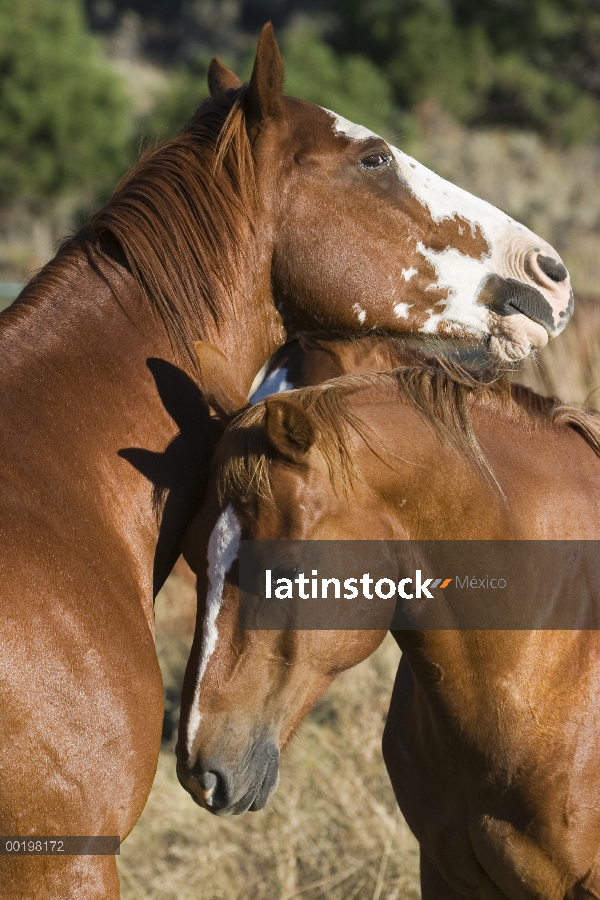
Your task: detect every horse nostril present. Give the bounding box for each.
[187,766,233,809]
[194,770,218,802]
[537,254,569,283]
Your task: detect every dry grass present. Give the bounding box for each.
[118,626,418,900]
[153,559,197,748]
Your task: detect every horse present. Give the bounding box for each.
[0,18,574,896]
[178,355,600,900]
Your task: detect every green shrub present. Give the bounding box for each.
[0,0,132,208]
[142,55,212,142]
[281,24,394,137]
[483,51,600,144]
[331,0,600,144]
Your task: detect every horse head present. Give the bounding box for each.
[176,386,393,814]
[210,24,572,364]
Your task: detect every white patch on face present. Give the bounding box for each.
[325,109,375,142]
[417,242,489,335]
[326,107,518,238]
[391,147,519,235]
[352,302,366,324]
[323,107,570,358]
[186,505,241,754]
[393,302,411,319]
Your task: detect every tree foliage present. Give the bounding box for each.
[1,0,597,220]
[0,0,133,208]
[330,0,600,143]
[280,25,394,137]
[87,1,600,145]
[145,26,394,141]
[143,55,211,141]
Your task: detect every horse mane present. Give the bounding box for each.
[88,87,256,365]
[8,87,256,367]
[216,361,600,503]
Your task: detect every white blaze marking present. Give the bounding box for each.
[186,505,241,753]
[352,302,366,324]
[324,109,374,142]
[401,267,417,281]
[327,108,519,234]
[393,302,411,319]
[417,242,489,334]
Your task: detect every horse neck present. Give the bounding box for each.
[0,242,283,612]
[351,393,506,541]
[330,337,415,374]
[382,395,600,694]
[196,240,286,396]
[359,382,600,540]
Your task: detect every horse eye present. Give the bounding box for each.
[360,152,391,170]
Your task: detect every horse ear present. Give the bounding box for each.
[194,341,248,419]
[245,22,284,131]
[208,57,242,97]
[265,397,315,463]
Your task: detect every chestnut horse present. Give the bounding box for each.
[179,360,600,899]
[0,19,573,897]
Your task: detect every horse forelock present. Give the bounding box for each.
[86,87,257,367]
[215,364,600,507]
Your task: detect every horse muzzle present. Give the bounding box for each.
[485,245,572,336]
[177,743,280,816]
[482,273,573,338]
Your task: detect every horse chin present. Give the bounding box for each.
[487,313,549,363]
[206,758,279,817]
